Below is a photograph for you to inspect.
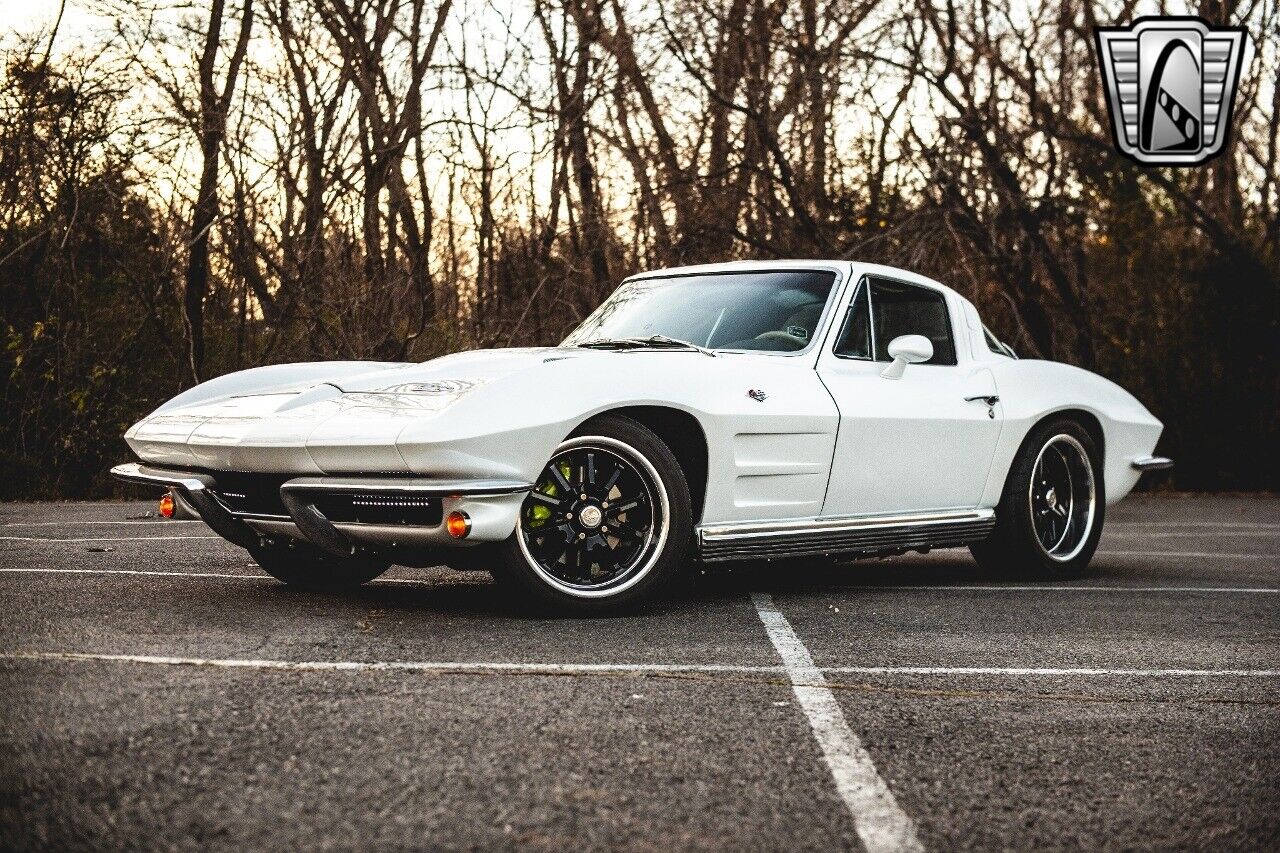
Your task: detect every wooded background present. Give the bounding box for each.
[1,0,1276,498]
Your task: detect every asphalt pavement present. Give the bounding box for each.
[1,494,1277,851]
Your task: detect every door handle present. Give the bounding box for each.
[964,395,1000,406]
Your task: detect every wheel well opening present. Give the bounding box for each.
[992,408,1108,516]
[577,406,709,524]
[1043,409,1105,464]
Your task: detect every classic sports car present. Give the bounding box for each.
[114,261,1172,611]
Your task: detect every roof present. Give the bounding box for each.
[625,259,960,301]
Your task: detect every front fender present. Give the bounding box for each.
[393,350,841,524]
[985,360,1163,506]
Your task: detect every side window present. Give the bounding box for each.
[869,278,956,365]
[832,279,871,358]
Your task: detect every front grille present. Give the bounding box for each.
[207,472,444,526]
[311,494,442,527]
[211,472,291,517]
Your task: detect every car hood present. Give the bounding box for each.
[125,347,675,475]
[327,347,590,393]
[126,343,831,479]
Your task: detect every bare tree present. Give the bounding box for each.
[184,0,254,382]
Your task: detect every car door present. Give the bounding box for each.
[816,275,1003,517]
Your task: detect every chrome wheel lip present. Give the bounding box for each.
[1028,433,1096,563]
[516,435,670,599]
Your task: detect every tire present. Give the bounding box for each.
[491,414,692,614]
[249,539,390,589]
[969,417,1105,580]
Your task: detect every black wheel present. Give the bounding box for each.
[492,414,692,613]
[970,418,1104,579]
[248,540,389,589]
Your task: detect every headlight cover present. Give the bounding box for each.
[337,378,487,414]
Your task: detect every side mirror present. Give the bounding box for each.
[880,335,933,379]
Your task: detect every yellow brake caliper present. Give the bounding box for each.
[526,460,571,529]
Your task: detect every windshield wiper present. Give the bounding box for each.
[577,335,716,357]
[634,335,717,357]
[576,338,646,350]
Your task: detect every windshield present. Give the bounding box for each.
[562,270,838,353]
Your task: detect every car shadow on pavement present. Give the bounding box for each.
[238,549,1132,620]
[686,552,989,596]
[250,551,1031,618]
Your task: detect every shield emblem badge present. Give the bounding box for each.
[1095,17,1247,166]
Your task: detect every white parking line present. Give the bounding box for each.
[848,585,1280,593]
[0,568,270,581]
[1110,521,1279,529]
[821,666,1280,677]
[2,520,203,527]
[4,651,1278,679]
[1098,550,1270,559]
[0,536,221,542]
[0,568,436,585]
[0,652,783,674]
[3,568,1278,594]
[1106,531,1279,538]
[752,592,925,853]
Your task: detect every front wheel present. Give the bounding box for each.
[970,418,1104,579]
[491,415,692,613]
[249,540,389,589]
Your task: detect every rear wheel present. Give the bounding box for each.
[249,540,389,589]
[492,415,692,613]
[970,418,1104,579]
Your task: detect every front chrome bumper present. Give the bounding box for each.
[111,463,532,556]
[1130,456,1174,472]
[111,463,260,549]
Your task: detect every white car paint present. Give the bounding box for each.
[121,260,1165,551]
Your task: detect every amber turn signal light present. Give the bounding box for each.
[445,510,471,539]
[158,492,175,519]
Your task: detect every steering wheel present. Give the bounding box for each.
[752,330,809,351]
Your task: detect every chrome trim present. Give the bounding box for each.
[279,477,533,497]
[831,277,873,362]
[228,510,293,521]
[277,476,531,557]
[244,509,515,550]
[1029,433,1095,563]
[697,508,996,562]
[110,463,535,554]
[700,508,994,540]
[109,463,259,549]
[170,489,201,521]
[866,277,877,360]
[1131,456,1174,471]
[110,462,212,493]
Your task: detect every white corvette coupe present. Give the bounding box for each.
[114,261,1171,611]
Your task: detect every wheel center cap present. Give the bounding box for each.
[1045,488,1058,509]
[578,505,603,529]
